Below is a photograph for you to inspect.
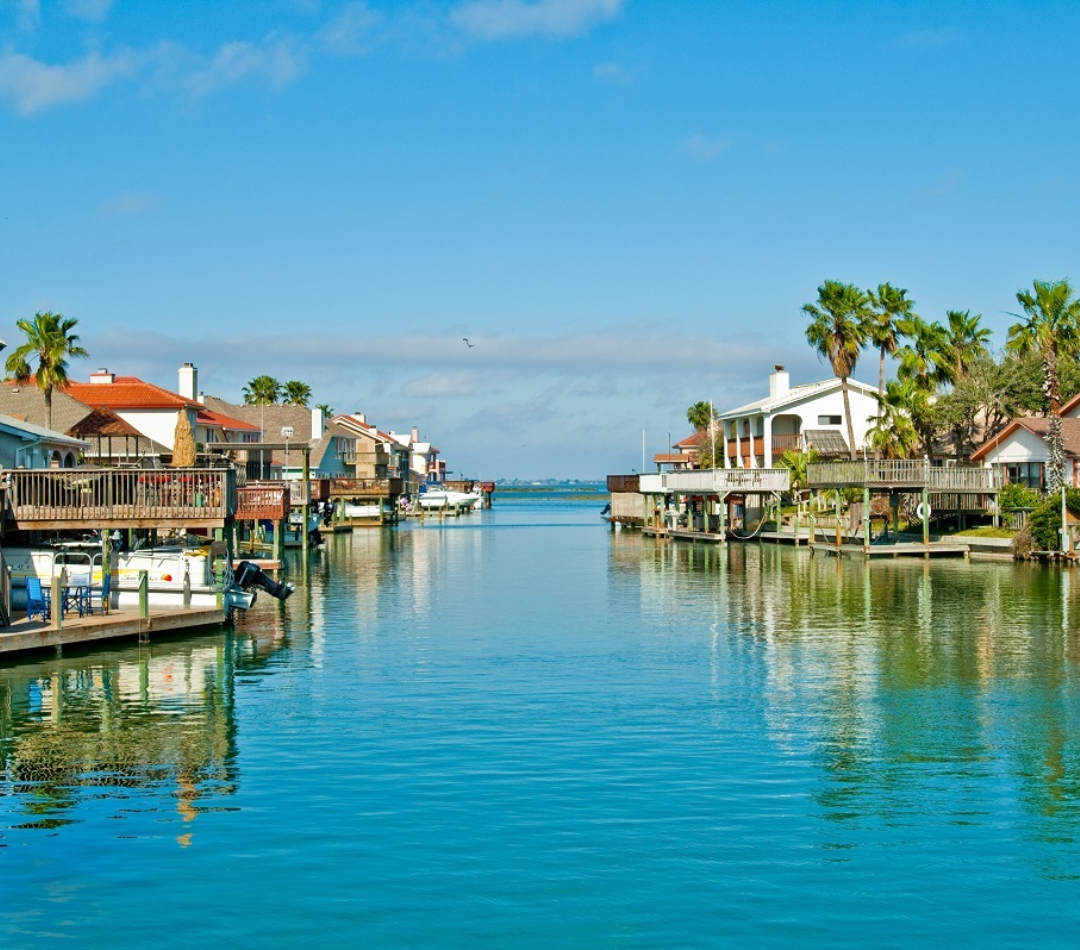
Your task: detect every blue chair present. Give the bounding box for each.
[84,569,112,615]
[26,576,49,622]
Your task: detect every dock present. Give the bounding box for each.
[0,605,227,657]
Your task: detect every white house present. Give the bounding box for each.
[389,426,443,484]
[715,365,879,468]
[970,392,1080,489]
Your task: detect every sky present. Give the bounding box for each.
[3,0,1080,479]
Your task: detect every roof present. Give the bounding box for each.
[67,406,145,438]
[0,383,95,433]
[718,377,876,418]
[0,412,89,447]
[971,416,1080,461]
[332,414,399,444]
[803,429,850,459]
[60,376,201,411]
[196,407,260,432]
[674,430,709,450]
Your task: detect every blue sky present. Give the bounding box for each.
[3,0,1080,479]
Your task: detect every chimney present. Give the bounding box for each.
[769,364,790,399]
[312,406,324,442]
[411,426,419,442]
[90,368,115,384]
[178,363,198,401]
[354,412,366,425]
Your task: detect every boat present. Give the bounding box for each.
[4,540,293,616]
[417,487,482,511]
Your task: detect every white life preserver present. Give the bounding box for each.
[915,502,931,522]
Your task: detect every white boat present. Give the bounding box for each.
[417,488,482,511]
[4,541,292,615]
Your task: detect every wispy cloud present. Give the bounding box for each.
[182,36,307,96]
[98,193,157,217]
[679,132,731,163]
[592,60,630,86]
[318,2,386,56]
[64,0,113,21]
[451,0,623,41]
[0,46,140,115]
[17,0,39,31]
[897,27,961,49]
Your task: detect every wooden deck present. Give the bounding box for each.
[0,605,227,656]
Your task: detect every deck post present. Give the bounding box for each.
[138,570,149,620]
[50,575,63,631]
[301,450,310,572]
[835,491,842,552]
[863,486,870,554]
[922,485,930,553]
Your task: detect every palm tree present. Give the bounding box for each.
[283,380,312,407]
[686,401,714,431]
[778,448,819,493]
[1007,279,1080,493]
[866,379,924,459]
[867,283,915,396]
[4,311,89,431]
[316,402,335,418]
[895,315,951,391]
[942,309,991,384]
[803,280,871,460]
[243,375,281,405]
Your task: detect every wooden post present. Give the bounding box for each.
[835,491,842,552]
[863,486,871,554]
[301,449,310,572]
[273,519,285,563]
[50,575,63,631]
[138,570,149,620]
[922,485,930,553]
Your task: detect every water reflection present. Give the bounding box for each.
[611,538,1080,877]
[0,621,285,843]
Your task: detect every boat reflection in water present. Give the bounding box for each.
[0,613,287,846]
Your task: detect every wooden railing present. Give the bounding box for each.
[809,460,1001,491]
[771,434,803,454]
[640,469,791,495]
[6,468,237,528]
[236,484,291,521]
[607,474,640,493]
[328,477,406,498]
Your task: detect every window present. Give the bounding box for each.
[1005,462,1043,491]
[817,415,842,425]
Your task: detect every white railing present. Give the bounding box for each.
[639,469,790,494]
[809,460,1001,491]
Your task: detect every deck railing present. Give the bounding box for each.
[809,460,1001,491]
[236,484,291,521]
[328,477,406,498]
[607,474,640,493]
[6,467,237,528]
[640,469,791,495]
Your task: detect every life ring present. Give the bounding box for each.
[915,502,931,521]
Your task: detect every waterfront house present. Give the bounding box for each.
[0,413,89,469]
[970,392,1080,489]
[332,414,411,482]
[654,430,712,471]
[715,365,878,467]
[389,427,443,484]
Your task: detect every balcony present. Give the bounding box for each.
[328,477,406,498]
[6,468,237,530]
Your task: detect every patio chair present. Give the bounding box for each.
[83,568,112,616]
[26,576,49,622]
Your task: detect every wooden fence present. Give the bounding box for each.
[809,460,1001,491]
[236,484,291,521]
[6,468,237,529]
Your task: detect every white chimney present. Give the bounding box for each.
[411,426,419,442]
[178,363,198,401]
[354,412,366,425]
[90,369,115,384]
[769,364,790,399]
[312,406,324,442]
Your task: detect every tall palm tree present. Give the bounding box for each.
[4,311,89,431]
[316,402,335,419]
[686,401,714,431]
[283,380,312,407]
[866,379,924,459]
[243,375,281,405]
[803,280,871,460]
[867,283,915,396]
[1007,279,1080,493]
[942,309,991,384]
[895,315,951,390]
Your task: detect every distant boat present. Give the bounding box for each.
[418,488,482,511]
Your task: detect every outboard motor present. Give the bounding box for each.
[234,560,295,601]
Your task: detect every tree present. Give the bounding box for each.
[243,375,281,405]
[895,315,951,391]
[4,311,89,431]
[686,401,715,431]
[803,280,871,460]
[778,448,819,493]
[941,309,991,384]
[867,283,915,396]
[283,380,312,406]
[866,379,924,459]
[316,403,335,418]
[172,411,197,467]
[1006,279,1080,493]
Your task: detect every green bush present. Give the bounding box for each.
[999,482,1041,510]
[1024,489,1080,552]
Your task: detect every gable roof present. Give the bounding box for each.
[718,376,877,418]
[0,383,95,433]
[971,416,1080,461]
[674,430,710,450]
[196,407,260,432]
[0,412,89,448]
[60,376,201,411]
[67,406,145,438]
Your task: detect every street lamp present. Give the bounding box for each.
[282,425,293,478]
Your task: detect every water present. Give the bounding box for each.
[3,491,1080,947]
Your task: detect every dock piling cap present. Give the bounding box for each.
[209,540,228,556]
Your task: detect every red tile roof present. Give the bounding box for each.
[60,376,201,410]
[196,407,260,431]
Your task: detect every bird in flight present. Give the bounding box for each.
[463,338,474,348]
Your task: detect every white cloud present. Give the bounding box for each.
[451,0,623,41]
[184,37,306,96]
[0,47,140,115]
[64,0,113,21]
[99,193,157,217]
[592,60,630,86]
[679,132,731,163]
[318,2,385,55]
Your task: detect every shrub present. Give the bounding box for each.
[999,482,1041,511]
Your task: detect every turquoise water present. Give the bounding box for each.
[3,493,1080,947]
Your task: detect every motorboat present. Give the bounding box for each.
[417,487,482,511]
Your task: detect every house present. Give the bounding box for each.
[199,395,325,479]
[655,430,714,471]
[331,414,411,482]
[389,427,443,484]
[970,392,1080,489]
[715,365,879,468]
[0,413,89,469]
